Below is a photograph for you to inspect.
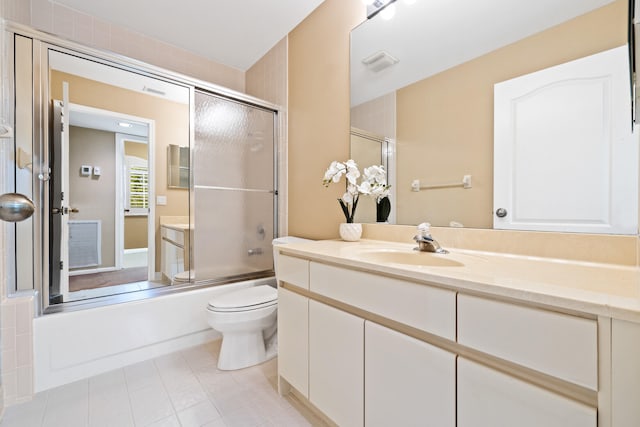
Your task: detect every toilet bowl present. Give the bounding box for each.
[206,284,278,370]
[172,270,193,285]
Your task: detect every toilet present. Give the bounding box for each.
[206,283,278,370]
[205,236,312,371]
[172,270,193,285]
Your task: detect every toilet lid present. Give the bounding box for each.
[208,285,277,311]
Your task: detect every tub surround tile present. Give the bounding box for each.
[1,296,34,406]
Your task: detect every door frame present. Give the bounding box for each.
[116,131,155,280]
[63,103,156,285]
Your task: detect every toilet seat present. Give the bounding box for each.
[172,270,193,283]
[208,285,277,313]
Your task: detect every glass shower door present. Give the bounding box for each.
[193,91,276,283]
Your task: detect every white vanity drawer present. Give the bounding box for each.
[276,254,309,290]
[161,226,184,247]
[309,262,455,340]
[457,294,597,390]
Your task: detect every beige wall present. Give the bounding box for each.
[125,140,147,159]
[124,141,149,250]
[69,126,116,269]
[396,1,627,227]
[51,71,189,273]
[124,216,148,250]
[0,0,244,91]
[288,0,365,239]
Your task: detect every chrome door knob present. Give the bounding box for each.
[0,193,35,222]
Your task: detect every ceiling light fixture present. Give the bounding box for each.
[366,0,396,19]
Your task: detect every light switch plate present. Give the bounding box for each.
[156,195,167,205]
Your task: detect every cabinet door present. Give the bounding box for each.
[309,300,364,427]
[457,357,596,427]
[277,287,309,397]
[365,322,455,427]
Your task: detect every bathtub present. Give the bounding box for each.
[33,276,275,392]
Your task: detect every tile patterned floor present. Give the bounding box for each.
[0,341,325,427]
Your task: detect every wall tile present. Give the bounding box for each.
[91,19,111,51]
[15,333,31,367]
[52,3,74,40]
[2,296,34,406]
[16,366,32,398]
[2,349,16,373]
[1,302,16,329]
[0,0,30,24]
[15,300,32,336]
[30,0,54,33]
[2,327,16,350]
[3,371,17,401]
[72,11,93,46]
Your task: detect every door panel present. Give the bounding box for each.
[50,91,69,302]
[193,91,276,283]
[494,46,637,234]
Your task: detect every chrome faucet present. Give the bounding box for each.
[413,223,448,254]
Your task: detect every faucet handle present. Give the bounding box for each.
[417,222,431,236]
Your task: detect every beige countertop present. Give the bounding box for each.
[277,239,640,323]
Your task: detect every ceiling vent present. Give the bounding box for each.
[362,51,399,72]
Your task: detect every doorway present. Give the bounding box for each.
[51,103,159,303]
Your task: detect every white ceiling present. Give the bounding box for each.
[53,0,326,71]
[351,0,617,106]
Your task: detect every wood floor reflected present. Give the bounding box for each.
[69,266,148,291]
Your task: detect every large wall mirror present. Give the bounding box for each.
[350,0,638,234]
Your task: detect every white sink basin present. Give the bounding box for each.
[354,249,464,267]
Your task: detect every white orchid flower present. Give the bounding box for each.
[323,159,390,222]
[341,191,354,204]
[323,161,347,186]
[358,181,372,195]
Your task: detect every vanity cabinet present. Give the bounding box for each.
[277,287,309,398]
[457,294,598,390]
[309,300,364,427]
[160,224,190,281]
[275,255,310,397]
[457,357,596,427]
[365,321,455,427]
[276,254,602,427]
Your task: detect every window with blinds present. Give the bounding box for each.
[126,164,149,215]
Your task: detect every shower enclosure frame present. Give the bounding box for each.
[2,21,283,315]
